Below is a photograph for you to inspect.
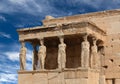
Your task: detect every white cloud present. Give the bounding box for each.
[15,24,25,28]
[5,52,19,61]
[0,16,6,21]
[0,32,11,39]
[0,44,5,48]
[0,64,19,73]
[26,62,32,70]
[0,43,33,83]
[0,0,44,15]
[4,49,32,62]
[0,0,119,17]
[9,0,42,14]
[1,42,32,61]
[0,62,31,83]
[0,73,17,83]
[9,0,28,5]
[82,0,103,8]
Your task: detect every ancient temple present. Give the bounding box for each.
[17,9,120,84]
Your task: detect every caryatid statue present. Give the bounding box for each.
[91,38,98,69]
[81,34,90,68]
[58,36,66,69]
[32,45,38,70]
[19,41,27,70]
[38,39,46,70]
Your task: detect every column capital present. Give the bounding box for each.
[92,37,97,45]
[38,37,44,40]
[38,38,45,46]
[92,36,97,40]
[83,33,89,36]
[56,23,62,28]
[19,39,25,42]
[58,35,64,39]
[58,35,65,44]
[20,41,26,48]
[82,33,89,41]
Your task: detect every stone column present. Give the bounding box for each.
[58,36,66,69]
[97,41,106,84]
[106,79,113,84]
[81,34,90,68]
[19,41,27,70]
[91,37,99,69]
[38,38,46,70]
[32,44,38,70]
[99,75,106,84]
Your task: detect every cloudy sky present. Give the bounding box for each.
[0,0,120,84]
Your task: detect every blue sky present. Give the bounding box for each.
[0,0,120,84]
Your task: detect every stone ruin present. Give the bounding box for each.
[17,9,120,84]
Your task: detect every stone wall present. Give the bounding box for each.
[18,69,99,84]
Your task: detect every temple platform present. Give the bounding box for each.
[18,68,100,84]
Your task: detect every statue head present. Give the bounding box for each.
[21,41,25,48]
[83,33,88,41]
[92,37,97,45]
[40,38,44,46]
[59,36,64,44]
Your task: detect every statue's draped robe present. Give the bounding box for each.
[58,43,66,69]
[81,41,90,68]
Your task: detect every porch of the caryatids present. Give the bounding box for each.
[91,37,99,69]
[38,38,46,70]
[58,36,66,69]
[19,41,27,70]
[81,34,90,68]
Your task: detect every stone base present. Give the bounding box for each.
[115,79,120,84]
[18,68,100,84]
